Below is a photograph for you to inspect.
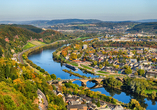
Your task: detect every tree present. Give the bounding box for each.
[138,69,145,76]
[92,61,97,66]
[69,53,77,60]
[51,74,56,80]
[5,64,10,79]
[99,64,103,69]
[0,47,3,57]
[61,50,68,57]
[130,78,148,95]
[96,100,100,107]
[114,65,119,69]
[151,91,156,99]
[129,99,145,110]
[125,67,132,74]
[134,72,138,76]
[92,98,95,103]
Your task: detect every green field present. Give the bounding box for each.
[66,61,78,67]
[30,40,45,45]
[23,41,45,50]
[145,90,157,94]
[23,42,36,50]
[97,71,109,74]
[81,64,92,70]
[76,37,89,40]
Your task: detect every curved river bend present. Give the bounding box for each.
[28,46,157,110]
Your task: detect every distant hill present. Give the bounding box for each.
[135,19,157,23]
[127,22,157,34]
[45,19,101,25]
[0,19,102,26]
[95,21,136,28]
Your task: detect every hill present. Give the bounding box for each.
[135,19,157,23]
[45,19,101,25]
[0,25,40,49]
[95,21,136,28]
[0,24,71,57]
[0,19,102,27]
[11,24,43,33]
[127,22,157,34]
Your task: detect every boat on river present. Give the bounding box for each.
[64,63,78,71]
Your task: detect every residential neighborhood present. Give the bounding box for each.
[60,39,157,79]
[52,84,127,110]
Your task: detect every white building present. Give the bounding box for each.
[82,44,88,49]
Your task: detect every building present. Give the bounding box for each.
[130,59,137,63]
[67,104,87,110]
[146,71,157,78]
[82,44,88,49]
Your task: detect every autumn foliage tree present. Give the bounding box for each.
[69,53,77,60]
[61,49,68,57]
[129,99,145,110]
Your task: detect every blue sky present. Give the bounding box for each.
[0,0,157,21]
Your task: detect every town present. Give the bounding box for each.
[58,33,157,79]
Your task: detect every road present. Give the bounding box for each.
[37,89,48,110]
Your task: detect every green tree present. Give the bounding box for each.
[96,100,100,107]
[130,79,148,95]
[5,64,10,79]
[125,67,132,74]
[50,74,56,80]
[138,69,145,76]
[92,98,95,103]
[151,91,156,99]
[92,61,97,66]
[0,47,3,57]
[99,64,103,69]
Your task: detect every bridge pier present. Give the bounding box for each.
[81,82,86,87]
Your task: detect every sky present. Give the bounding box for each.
[0,0,157,21]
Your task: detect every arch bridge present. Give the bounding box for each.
[48,77,105,87]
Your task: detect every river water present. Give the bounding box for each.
[28,46,157,110]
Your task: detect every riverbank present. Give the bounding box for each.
[62,69,87,79]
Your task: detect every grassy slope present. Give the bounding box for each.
[23,41,45,50]
[23,42,36,50]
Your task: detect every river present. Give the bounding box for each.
[28,45,157,110]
